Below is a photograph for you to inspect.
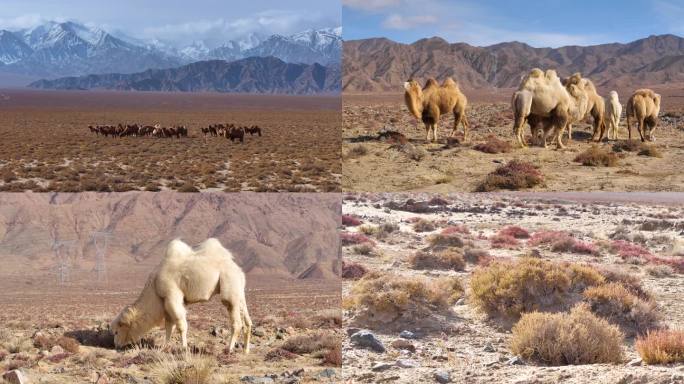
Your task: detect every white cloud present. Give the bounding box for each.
[382,14,437,30]
[0,14,47,30]
[342,0,401,12]
[441,22,606,48]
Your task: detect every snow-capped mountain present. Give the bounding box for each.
[0,20,341,83]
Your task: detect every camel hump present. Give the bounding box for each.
[165,238,193,260]
[197,238,234,260]
[424,78,439,88]
[545,69,559,81]
[442,77,458,88]
[529,68,543,78]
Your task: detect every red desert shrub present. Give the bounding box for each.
[342,261,367,280]
[342,214,363,227]
[476,160,544,192]
[610,240,652,259]
[529,231,599,255]
[636,330,684,364]
[341,232,374,246]
[473,135,512,154]
[498,226,530,239]
[490,233,519,249]
[441,225,470,235]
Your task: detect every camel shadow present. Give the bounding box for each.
[64,329,116,349]
[569,130,594,142]
[347,135,377,143]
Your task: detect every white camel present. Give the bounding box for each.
[605,91,622,140]
[111,238,252,353]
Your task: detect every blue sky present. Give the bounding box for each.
[343,0,684,47]
[0,0,340,46]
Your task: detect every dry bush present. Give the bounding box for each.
[574,146,618,166]
[150,351,216,384]
[638,145,662,158]
[583,283,660,336]
[264,347,298,362]
[470,258,604,320]
[397,143,427,161]
[347,144,369,158]
[610,240,652,259]
[340,232,373,246]
[489,233,519,249]
[412,218,436,233]
[352,243,375,256]
[408,250,465,271]
[358,224,378,235]
[281,332,339,355]
[473,135,512,154]
[427,233,464,249]
[498,226,530,239]
[646,265,675,277]
[464,247,490,264]
[510,304,624,365]
[57,336,80,353]
[476,160,544,192]
[342,214,363,227]
[598,267,652,301]
[347,271,463,322]
[376,222,400,240]
[323,343,342,366]
[342,261,367,280]
[441,225,470,235]
[528,231,598,255]
[612,140,643,152]
[636,330,684,364]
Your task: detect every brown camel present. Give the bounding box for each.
[404,77,469,142]
[626,89,661,142]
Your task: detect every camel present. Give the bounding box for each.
[511,68,589,149]
[562,73,606,141]
[404,77,469,142]
[626,89,661,142]
[111,238,252,352]
[605,91,622,140]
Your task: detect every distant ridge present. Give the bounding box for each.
[29,56,341,94]
[343,34,684,91]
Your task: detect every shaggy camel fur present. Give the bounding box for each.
[404,77,469,142]
[512,68,589,149]
[626,88,661,142]
[605,91,622,140]
[562,73,606,141]
[111,238,252,353]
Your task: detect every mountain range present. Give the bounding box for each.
[0,21,341,83]
[30,57,341,94]
[0,193,341,280]
[343,34,684,92]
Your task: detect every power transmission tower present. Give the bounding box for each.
[52,240,76,284]
[91,231,111,283]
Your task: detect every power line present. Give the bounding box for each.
[52,240,76,284]
[91,231,111,283]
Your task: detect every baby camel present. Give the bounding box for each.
[111,238,252,353]
[404,77,469,142]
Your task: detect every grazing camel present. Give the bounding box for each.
[605,91,622,140]
[626,89,661,142]
[562,73,606,141]
[111,238,252,352]
[404,77,469,142]
[511,68,589,149]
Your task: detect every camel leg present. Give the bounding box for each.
[567,123,572,142]
[462,114,470,142]
[164,314,176,345]
[433,123,438,142]
[164,295,188,349]
[425,124,431,142]
[554,112,569,150]
[637,118,646,142]
[241,302,252,354]
[223,300,243,354]
[627,114,632,140]
[451,112,461,138]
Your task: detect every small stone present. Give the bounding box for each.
[399,330,417,339]
[252,327,266,337]
[350,330,385,353]
[2,370,28,384]
[396,359,419,368]
[455,298,465,306]
[391,339,416,353]
[483,342,495,352]
[507,356,524,365]
[626,358,642,366]
[51,345,64,354]
[240,376,274,384]
[371,363,394,372]
[434,371,451,383]
[318,368,336,378]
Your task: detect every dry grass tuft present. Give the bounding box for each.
[638,144,662,158]
[347,271,463,322]
[476,160,543,192]
[408,250,465,271]
[498,226,530,239]
[583,283,660,336]
[427,233,464,249]
[412,218,436,233]
[574,146,619,166]
[281,332,339,355]
[510,304,624,365]
[150,351,216,384]
[636,330,684,364]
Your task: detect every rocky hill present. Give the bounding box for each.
[343,34,684,91]
[0,192,341,280]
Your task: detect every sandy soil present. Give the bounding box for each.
[342,92,684,192]
[0,89,341,192]
[342,192,684,384]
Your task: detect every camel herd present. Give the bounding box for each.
[86,123,264,143]
[201,124,263,143]
[404,69,662,149]
[88,124,188,138]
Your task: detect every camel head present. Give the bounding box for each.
[403,79,424,120]
[111,305,144,348]
[562,72,583,87]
